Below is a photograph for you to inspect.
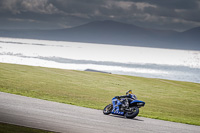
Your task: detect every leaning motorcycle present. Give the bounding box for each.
[103,94,145,119]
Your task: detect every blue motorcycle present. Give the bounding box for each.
[103,90,145,119]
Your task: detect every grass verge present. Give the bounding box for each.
[0,122,55,133]
[0,63,200,125]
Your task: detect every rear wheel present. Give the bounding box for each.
[103,104,113,115]
[125,107,139,119]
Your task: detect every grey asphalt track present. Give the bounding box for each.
[0,92,199,133]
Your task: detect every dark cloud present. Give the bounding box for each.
[0,0,200,31]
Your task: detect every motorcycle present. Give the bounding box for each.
[103,93,145,119]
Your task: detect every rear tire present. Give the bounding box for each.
[125,107,139,119]
[103,104,113,115]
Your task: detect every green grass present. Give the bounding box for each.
[0,63,200,126]
[0,122,55,133]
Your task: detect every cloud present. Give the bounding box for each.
[0,0,200,31]
[21,0,62,14]
[0,0,62,14]
[130,0,199,9]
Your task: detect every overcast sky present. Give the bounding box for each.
[0,0,200,31]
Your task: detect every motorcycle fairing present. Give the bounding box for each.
[130,100,145,107]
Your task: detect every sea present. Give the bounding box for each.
[0,37,200,83]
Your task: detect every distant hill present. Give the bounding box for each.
[0,20,199,50]
[182,27,200,40]
[183,27,200,35]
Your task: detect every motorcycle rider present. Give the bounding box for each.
[112,90,137,113]
[125,90,137,99]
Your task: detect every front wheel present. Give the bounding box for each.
[125,107,139,119]
[103,104,113,115]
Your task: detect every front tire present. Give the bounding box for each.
[125,107,139,119]
[103,104,113,115]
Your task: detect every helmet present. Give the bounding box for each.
[126,90,132,95]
